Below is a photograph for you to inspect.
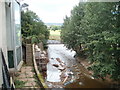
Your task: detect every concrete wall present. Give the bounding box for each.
[0,1,8,87]
[0,1,8,65]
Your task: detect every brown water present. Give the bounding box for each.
[65,63,108,88]
[47,44,109,88]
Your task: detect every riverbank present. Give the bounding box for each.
[47,44,111,88]
[76,57,120,88]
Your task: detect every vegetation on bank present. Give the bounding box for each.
[61,2,120,81]
[49,30,61,40]
[48,25,62,31]
[21,10,50,46]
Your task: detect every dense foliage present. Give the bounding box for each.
[61,2,120,81]
[21,10,49,44]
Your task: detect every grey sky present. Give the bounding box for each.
[22,0,80,23]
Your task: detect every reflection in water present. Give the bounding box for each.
[47,44,109,88]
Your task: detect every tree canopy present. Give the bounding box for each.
[21,10,49,44]
[48,25,62,31]
[61,2,120,81]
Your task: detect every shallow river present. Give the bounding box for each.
[47,44,109,88]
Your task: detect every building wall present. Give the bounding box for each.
[6,3,14,50]
[11,1,23,70]
[0,1,8,63]
[0,2,4,87]
[5,1,23,70]
[0,1,8,87]
[0,0,22,87]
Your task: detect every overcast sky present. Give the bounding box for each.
[22,0,80,23]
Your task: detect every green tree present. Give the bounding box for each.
[61,2,120,81]
[21,10,49,44]
[50,25,61,31]
[82,2,120,80]
[61,16,71,46]
[61,3,85,57]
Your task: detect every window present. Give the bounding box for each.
[14,1,21,46]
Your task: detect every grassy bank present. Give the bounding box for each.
[49,30,61,40]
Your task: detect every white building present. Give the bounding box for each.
[0,0,23,88]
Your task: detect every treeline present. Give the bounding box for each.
[21,10,49,45]
[48,25,62,31]
[61,2,120,81]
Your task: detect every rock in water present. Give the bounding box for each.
[53,64,59,67]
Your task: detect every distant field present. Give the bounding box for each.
[49,30,61,40]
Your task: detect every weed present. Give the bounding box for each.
[33,74,40,87]
[31,68,35,72]
[14,80,26,88]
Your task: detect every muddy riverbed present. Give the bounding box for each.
[46,44,109,88]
